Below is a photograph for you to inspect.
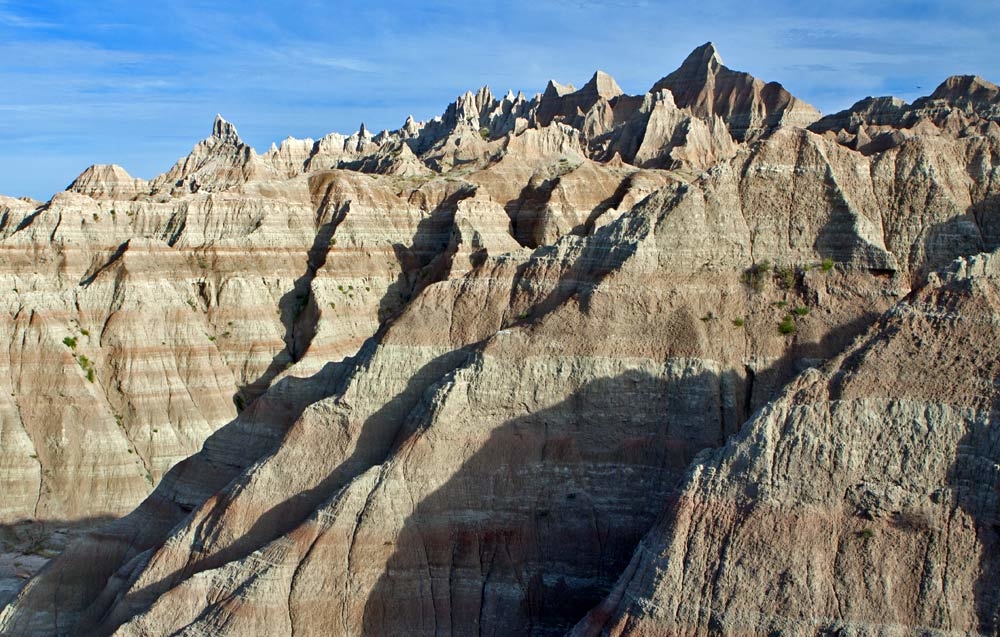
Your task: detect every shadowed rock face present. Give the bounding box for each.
[0,44,999,637]
[810,74,1000,154]
[572,253,1000,637]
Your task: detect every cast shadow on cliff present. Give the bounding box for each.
[920,193,1000,281]
[8,357,354,635]
[506,174,562,248]
[235,211,344,408]
[77,345,481,636]
[764,310,882,410]
[361,368,727,636]
[380,185,477,326]
[947,408,1000,635]
[0,516,117,608]
[241,183,477,410]
[505,213,643,330]
[505,168,635,250]
[918,209,992,281]
[240,180,472,400]
[177,346,479,582]
[0,517,116,551]
[0,517,117,570]
[970,192,1000,247]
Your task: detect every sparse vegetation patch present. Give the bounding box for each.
[778,316,796,335]
[741,259,771,292]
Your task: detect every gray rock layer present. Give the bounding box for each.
[573,253,1000,636]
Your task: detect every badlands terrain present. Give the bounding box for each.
[0,43,998,635]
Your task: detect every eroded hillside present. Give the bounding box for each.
[1,43,998,635]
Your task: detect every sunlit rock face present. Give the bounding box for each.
[1,43,999,637]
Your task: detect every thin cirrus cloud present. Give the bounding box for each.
[304,57,380,73]
[0,0,997,200]
[261,47,382,74]
[0,9,56,29]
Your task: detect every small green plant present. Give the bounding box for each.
[479,127,490,141]
[79,328,90,336]
[821,257,835,272]
[700,311,715,322]
[207,335,216,342]
[62,336,77,349]
[775,300,788,308]
[517,309,531,320]
[329,237,337,246]
[778,316,796,335]
[92,213,99,222]
[740,259,771,292]
[859,528,875,539]
[793,306,809,316]
[732,317,745,327]
[29,453,37,459]
[776,264,795,289]
[76,354,96,382]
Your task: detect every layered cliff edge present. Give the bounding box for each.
[572,252,1000,636]
[0,43,998,635]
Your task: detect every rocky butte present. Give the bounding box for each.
[0,42,998,635]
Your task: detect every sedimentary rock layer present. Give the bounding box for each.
[1,42,999,636]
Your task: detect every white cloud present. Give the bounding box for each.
[0,9,56,29]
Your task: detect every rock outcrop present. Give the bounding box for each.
[573,252,1000,636]
[67,164,148,200]
[811,74,1000,154]
[652,42,821,141]
[151,115,279,194]
[0,43,999,636]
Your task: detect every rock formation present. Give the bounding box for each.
[67,165,148,200]
[652,42,821,141]
[573,252,1000,636]
[0,43,998,636]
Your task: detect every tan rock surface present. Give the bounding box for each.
[651,42,821,142]
[0,43,999,637]
[66,164,148,200]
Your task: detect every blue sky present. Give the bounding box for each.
[1,0,998,200]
